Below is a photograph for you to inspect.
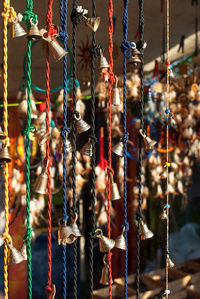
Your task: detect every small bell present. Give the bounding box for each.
[28,18,41,40]
[35,129,50,146]
[112,139,124,157]
[168,256,175,268]
[34,170,48,195]
[99,255,113,285]
[8,244,25,265]
[0,126,6,139]
[0,146,12,163]
[12,16,27,38]
[115,227,126,250]
[48,38,68,61]
[160,207,168,220]
[73,112,91,134]
[19,242,27,260]
[83,16,101,32]
[58,223,73,245]
[80,138,93,156]
[140,219,154,240]
[95,229,115,253]
[139,129,157,151]
[111,175,120,201]
[112,77,121,106]
[99,53,109,69]
[70,215,82,238]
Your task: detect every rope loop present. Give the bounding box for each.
[122,221,129,233]
[1,233,12,245]
[2,136,10,147]
[121,40,136,58]
[22,10,38,27]
[58,26,69,41]
[2,6,16,23]
[24,227,33,241]
[90,44,103,58]
[61,126,70,138]
[46,24,59,38]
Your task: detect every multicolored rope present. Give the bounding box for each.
[121,0,130,298]
[1,1,16,298]
[59,0,69,297]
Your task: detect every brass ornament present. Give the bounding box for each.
[95,229,115,253]
[139,129,157,151]
[0,146,12,163]
[28,18,41,40]
[115,227,126,250]
[112,139,124,157]
[140,219,154,240]
[111,175,120,201]
[80,138,93,156]
[73,112,91,134]
[34,169,48,195]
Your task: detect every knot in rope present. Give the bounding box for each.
[45,284,56,298]
[108,71,116,84]
[107,166,114,177]
[121,41,136,58]
[122,221,129,233]
[71,8,85,25]
[89,231,97,239]
[24,227,33,241]
[2,6,16,23]
[58,26,69,41]
[1,233,12,245]
[22,11,38,27]
[122,132,129,143]
[136,40,147,51]
[71,110,79,118]
[24,125,35,136]
[61,126,70,138]
[90,45,103,58]
[46,24,59,38]
[2,137,10,147]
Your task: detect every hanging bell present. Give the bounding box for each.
[8,244,25,265]
[160,208,168,220]
[70,216,82,238]
[0,146,12,163]
[12,17,27,38]
[112,77,121,106]
[0,126,6,140]
[83,16,101,32]
[99,255,113,285]
[112,139,124,157]
[19,242,27,260]
[111,175,120,201]
[139,129,157,151]
[35,129,50,146]
[168,256,175,268]
[115,227,126,250]
[99,53,109,69]
[34,170,48,195]
[58,223,73,245]
[28,18,41,40]
[48,38,68,61]
[73,112,91,134]
[140,219,154,240]
[80,138,93,156]
[95,229,115,253]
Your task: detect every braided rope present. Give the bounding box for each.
[136,1,145,298]
[107,0,114,297]
[88,0,97,297]
[59,0,69,297]
[121,1,130,298]
[71,1,78,297]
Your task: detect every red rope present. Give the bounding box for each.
[107,0,114,297]
[46,0,53,294]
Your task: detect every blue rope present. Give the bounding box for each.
[121,1,130,298]
[59,0,69,298]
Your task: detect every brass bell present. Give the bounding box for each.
[19,241,27,260]
[70,217,82,238]
[48,38,68,61]
[28,18,41,40]
[139,129,157,151]
[0,126,6,140]
[112,87,121,106]
[80,138,93,156]
[95,229,115,253]
[111,175,120,201]
[99,53,109,69]
[34,170,48,195]
[35,129,50,146]
[99,255,113,285]
[8,244,25,265]
[160,169,167,179]
[73,112,91,134]
[58,223,73,245]
[140,219,154,240]
[0,146,12,163]
[12,17,27,38]
[83,16,101,32]
[112,139,124,157]
[115,227,126,250]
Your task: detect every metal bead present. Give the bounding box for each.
[115,227,126,250]
[111,175,120,201]
[140,219,154,240]
[8,244,25,265]
[80,138,93,156]
[11,16,27,38]
[58,223,73,246]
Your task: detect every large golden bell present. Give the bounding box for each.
[0,146,11,163]
[48,38,68,61]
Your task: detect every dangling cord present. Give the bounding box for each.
[44,1,57,297]
[22,1,38,298]
[165,0,170,298]
[1,2,16,298]
[88,0,97,297]
[136,1,145,299]
[107,0,114,297]
[71,1,78,298]
[59,0,69,297]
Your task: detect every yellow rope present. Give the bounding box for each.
[2,1,16,298]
